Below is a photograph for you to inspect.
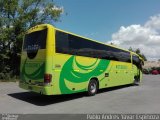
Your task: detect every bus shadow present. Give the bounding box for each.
[8,84,133,106]
[8,92,85,106]
[98,84,133,94]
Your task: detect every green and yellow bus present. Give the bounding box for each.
[19,24,143,96]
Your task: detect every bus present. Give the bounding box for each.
[19,24,144,96]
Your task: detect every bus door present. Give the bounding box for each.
[132,55,142,82]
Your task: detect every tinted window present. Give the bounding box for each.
[56,30,131,63]
[133,55,140,67]
[23,29,47,59]
[55,31,69,54]
[23,29,47,52]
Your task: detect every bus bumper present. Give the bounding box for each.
[19,82,54,95]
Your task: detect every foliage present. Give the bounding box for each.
[0,0,63,80]
[142,68,150,74]
[128,47,147,61]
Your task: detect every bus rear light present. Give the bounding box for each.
[44,74,52,85]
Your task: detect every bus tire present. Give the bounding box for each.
[133,76,140,86]
[87,79,98,96]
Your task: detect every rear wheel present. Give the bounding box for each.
[87,79,98,96]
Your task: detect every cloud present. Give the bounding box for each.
[145,14,160,31]
[108,14,160,61]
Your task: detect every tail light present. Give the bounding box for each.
[44,73,52,85]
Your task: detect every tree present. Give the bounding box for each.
[0,0,63,79]
[135,48,140,55]
[128,47,133,52]
[128,47,147,61]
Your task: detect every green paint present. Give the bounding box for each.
[59,56,110,94]
[21,59,45,80]
[25,62,41,68]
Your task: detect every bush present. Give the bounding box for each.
[142,68,150,74]
[0,72,19,82]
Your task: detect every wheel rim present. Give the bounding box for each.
[90,83,96,93]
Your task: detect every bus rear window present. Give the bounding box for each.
[23,29,47,51]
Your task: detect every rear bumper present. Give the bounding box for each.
[19,82,54,95]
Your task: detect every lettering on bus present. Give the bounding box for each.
[25,62,41,68]
[116,65,128,69]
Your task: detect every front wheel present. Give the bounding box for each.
[87,79,98,96]
[133,76,140,86]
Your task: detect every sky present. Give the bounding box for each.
[53,0,160,61]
